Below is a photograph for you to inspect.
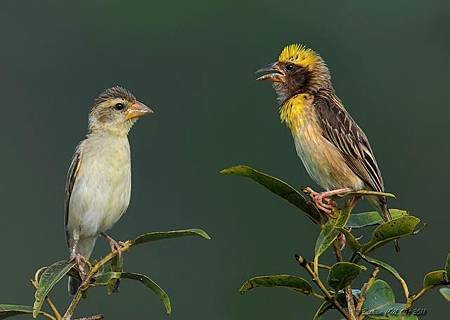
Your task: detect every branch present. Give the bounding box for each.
[311,292,326,300]
[296,255,350,319]
[333,240,357,320]
[37,311,57,320]
[356,267,380,319]
[405,282,447,309]
[62,240,133,320]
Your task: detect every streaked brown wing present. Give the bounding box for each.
[314,93,384,192]
[64,146,82,242]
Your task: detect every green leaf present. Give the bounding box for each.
[358,253,409,298]
[121,272,171,315]
[347,209,407,228]
[33,260,76,318]
[327,262,366,291]
[220,165,322,223]
[362,279,403,316]
[94,271,122,286]
[423,270,447,287]
[133,228,211,246]
[360,281,417,318]
[0,305,49,320]
[315,221,337,258]
[94,271,171,314]
[361,216,420,254]
[239,275,313,295]
[315,205,352,258]
[345,190,396,199]
[107,255,123,294]
[439,287,450,301]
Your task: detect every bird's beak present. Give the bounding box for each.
[256,62,285,82]
[125,101,154,120]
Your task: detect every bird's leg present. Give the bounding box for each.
[100,232,125,257]
[69,252,90,276]
[304,187,352,216]
[69,238,90,277]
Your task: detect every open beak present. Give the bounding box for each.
[125,101,154,120]
[256,62,285,82]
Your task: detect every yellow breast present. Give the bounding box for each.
[279,93,313,133]
[280,93,364,190]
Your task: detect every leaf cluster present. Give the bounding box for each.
[0,229,210,320]
[222,165,449,319]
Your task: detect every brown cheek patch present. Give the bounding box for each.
[95,107,114,124]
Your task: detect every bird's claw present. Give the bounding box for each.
[101,233,125,258]
[69,253,91,276]
[304,187,336,216]
[304,187,351,217]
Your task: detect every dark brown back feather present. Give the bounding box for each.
[314,91,385,193]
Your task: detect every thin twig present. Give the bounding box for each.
[333,240,357,320]
[37,311,57,320]
[296,255,350,319]
[356,267,380,319]
[311,291,326,300]
[405,285,436,309]
[357,252,410,300]
[62,240,133,320]
[317,263,332,270]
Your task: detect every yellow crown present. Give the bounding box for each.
[278,43,318,70]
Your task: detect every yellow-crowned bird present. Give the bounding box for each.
[257,44,398,250]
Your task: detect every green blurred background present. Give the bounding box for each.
[0,0,449,319]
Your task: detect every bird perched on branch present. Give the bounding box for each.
[65,86,153,294]
[257,43,398,249]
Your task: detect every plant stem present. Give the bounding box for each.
[38,311,57,320]
[62,240,133,320]
[333,240,357,320]
[356,267,380,319]
[357,252,410,300]
[311,292,326,300]
[317,263,331,270]
[405,286,432,309]
[296,255,350,319]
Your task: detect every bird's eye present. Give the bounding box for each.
[285,63,295,72]
[114,103,125,111]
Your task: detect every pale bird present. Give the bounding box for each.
[65,86,153,294]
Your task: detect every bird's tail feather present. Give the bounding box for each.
[68,237,97,295]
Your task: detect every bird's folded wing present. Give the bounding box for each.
[64,146,82,241]
[314,94,384,192]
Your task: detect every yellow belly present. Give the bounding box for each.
[281,94,364,191]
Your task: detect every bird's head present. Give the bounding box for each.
[88,86,153,136]
[257,43,330,103]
